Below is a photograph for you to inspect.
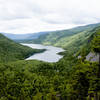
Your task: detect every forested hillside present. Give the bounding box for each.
[0,25,100,100]
[0,33,44,63]
[28,23,100,51]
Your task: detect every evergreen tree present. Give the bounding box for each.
[91,29,100,77]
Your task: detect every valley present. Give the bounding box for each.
[0,23,100,100]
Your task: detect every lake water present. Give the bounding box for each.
[22,43,65,63]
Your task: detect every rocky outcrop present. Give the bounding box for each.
[86,52,99,62]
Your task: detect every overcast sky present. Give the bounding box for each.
[0,0,100,34]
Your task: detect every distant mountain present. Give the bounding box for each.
[0,33,43,63]
[2,32,50,41]
[2,23,100,53]
[26,23,100,51]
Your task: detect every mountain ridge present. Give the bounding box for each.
[21,23,100,54]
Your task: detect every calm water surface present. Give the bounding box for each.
[22,43,65,63]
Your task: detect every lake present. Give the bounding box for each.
[22,43,65,63]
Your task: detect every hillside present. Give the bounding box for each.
[0,33,44,63]
[0,24,100,99]
[0,27,100,100]
[28,23,100,52]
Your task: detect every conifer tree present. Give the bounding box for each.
[92,29,100,77]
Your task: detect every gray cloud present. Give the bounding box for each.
[0,0,100,34]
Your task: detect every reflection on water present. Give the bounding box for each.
[22,43,65,63]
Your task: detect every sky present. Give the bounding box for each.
[0,0,100,34]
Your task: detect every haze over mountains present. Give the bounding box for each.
[1,22,100,56]
[2,32,49,41]
[2,23,100,42]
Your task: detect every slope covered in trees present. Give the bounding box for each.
[0,33,44,63]
[27,23,100,51]
[0,25,100,100]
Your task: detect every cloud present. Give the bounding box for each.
[0,0,100,34]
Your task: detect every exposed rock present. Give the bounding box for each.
[77,52,99,62]
[86,52,99,62]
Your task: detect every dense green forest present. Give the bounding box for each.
[0,24,100,100]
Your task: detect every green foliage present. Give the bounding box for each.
[91,28,100,78]
[0,24,100,99]
[0,56,77,100]
[0,56,99,99]
[91,28,100,53]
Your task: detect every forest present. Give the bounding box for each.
[0,26,100,100]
